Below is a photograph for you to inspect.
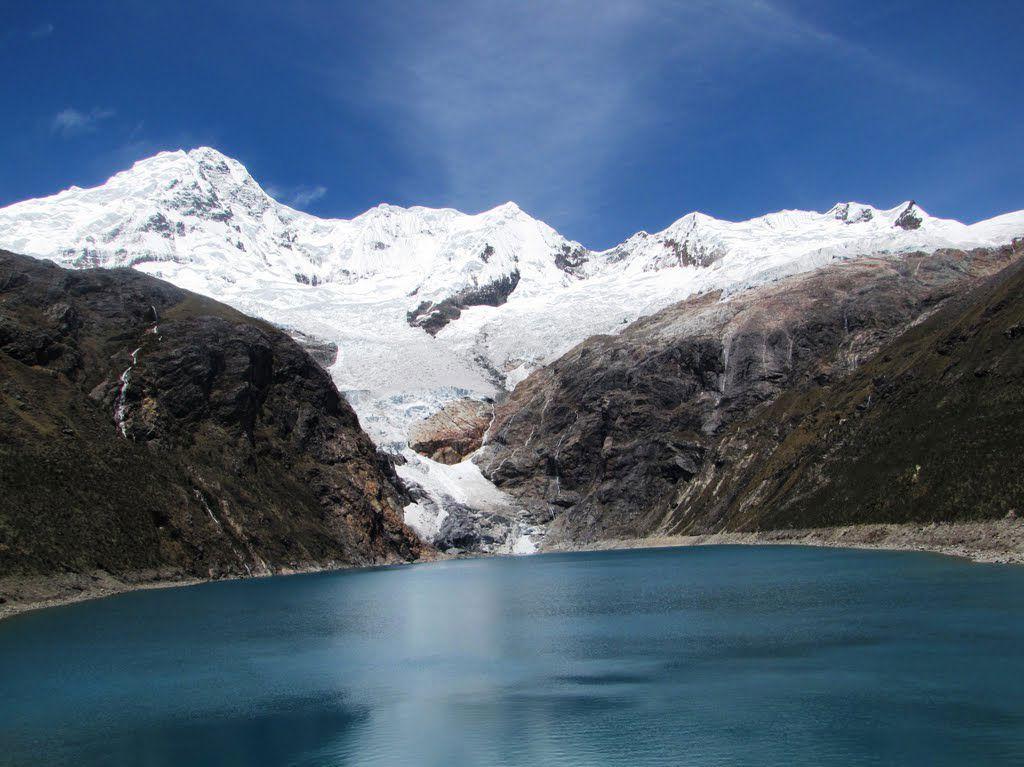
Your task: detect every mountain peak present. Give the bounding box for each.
[829,202,878,223]
[187,145,232,161]
[893,200,927,230]
[0,147,1014,304]
[122,146,258,189]
[826,201,933,230]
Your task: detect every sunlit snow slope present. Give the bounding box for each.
[2,147,1022,548]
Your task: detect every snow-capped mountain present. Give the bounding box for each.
[0,147,584,307]
[2,147,1022,549]
[6,148,1018,317]
[601,200,1015,275]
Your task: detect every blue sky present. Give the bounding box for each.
[2,1,1022,248]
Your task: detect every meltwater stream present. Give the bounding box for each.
[2,546,1023,766]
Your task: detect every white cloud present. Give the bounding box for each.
[342,0,667,221]
[52,107,114,137]
[266,183,327,209]
[291,185,327,207]
[30,22,54,39]
[278,0,954,234]
[328,0,936,227]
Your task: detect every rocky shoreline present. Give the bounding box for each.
[3,520,1022,622]
[546,519,1024,565]
[0,553,444,623]
[0,569,208,622]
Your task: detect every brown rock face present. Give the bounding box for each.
[409,398,493,464]
[476,244,1024,544]
[0,251,424,581]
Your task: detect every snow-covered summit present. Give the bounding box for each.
[3,146,1024,413]
[3,147,1018,312]
[597,200,996,276]
[2,147,1022,407]
[0,147,586,308]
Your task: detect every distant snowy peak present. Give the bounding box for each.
[1,147,1023,321]
[594,199,1019,276]
[3,145,1024,459]
[0,147,586,303]
[829,200,926,229]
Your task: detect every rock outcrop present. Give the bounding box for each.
[0,251,423,585]
[407,271,521,335]
[409,398,493,464]
[477,244,1024,544]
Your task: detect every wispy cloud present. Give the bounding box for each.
[30,22,54,39]
[318,0,947,229]
[291,185,327,207]
[265,183,328,209]
[337,1,667,222]
[0,20,55,47]
[253,0,966,238]
[741,0,953,100]
[52,107,115,137]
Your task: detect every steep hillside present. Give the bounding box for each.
[675,247,1024,535]
[0,251,422,600]
[477,243,1024,544]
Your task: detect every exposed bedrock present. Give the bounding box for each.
[476,244,1024,544]
[435,504,513,552]
[407,271,521,335]
[408,397,494,464]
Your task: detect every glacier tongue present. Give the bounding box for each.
[2,146,1023,551]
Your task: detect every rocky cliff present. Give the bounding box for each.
[477,243,1024,544]
[0,251,423,590]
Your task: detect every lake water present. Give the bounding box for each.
[2,545,1023,766]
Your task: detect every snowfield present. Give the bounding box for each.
[2,147,1022,550]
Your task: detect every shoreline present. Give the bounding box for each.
[2,519,1021,622]
[0,556,439,624]
[0,570,208,623]
[545,519,1024,565]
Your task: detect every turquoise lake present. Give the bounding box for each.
[2,545,1023,766]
